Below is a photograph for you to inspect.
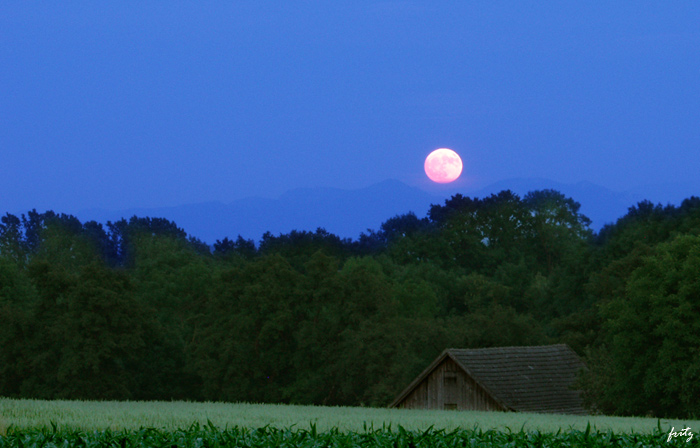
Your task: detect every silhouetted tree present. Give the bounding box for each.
[214,235,256,259]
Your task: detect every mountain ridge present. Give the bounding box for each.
[72,178,689,244]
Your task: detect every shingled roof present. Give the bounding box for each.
[390,344,587,414]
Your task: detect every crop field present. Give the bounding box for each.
[1,398,699,447]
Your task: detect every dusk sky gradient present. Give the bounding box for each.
[2,2,700,218]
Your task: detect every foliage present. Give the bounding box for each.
[1,423,694,448]
[582,234,700,418]
[2,191,700,418]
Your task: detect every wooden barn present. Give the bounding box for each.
[389,344,587,415]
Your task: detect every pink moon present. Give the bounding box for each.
[424,148,463,183]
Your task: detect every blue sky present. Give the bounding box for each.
[2,2,699,215]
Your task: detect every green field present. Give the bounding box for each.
[1,397,697,435]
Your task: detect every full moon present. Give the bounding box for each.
[424,148,463,183]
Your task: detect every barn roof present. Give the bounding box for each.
[390,344,587,415]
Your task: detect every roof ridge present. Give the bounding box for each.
[446,343,571,352]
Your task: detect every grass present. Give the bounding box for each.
[1,397,698,435]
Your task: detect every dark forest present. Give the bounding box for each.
[1,189,699,419]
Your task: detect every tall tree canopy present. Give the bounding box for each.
[1,191,699,418]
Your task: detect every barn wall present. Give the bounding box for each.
[397,358,505,411]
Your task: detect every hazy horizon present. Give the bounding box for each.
[3,3,699,218]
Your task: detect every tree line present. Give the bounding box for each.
[1,189,699,418]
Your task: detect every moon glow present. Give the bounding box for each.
[424,148,463,183]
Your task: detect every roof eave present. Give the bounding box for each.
[388,349,452,408]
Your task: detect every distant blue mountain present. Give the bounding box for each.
[76,178,695,244]
[78,180,441,244]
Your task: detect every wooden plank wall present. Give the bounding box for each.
[397,358,505,411]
